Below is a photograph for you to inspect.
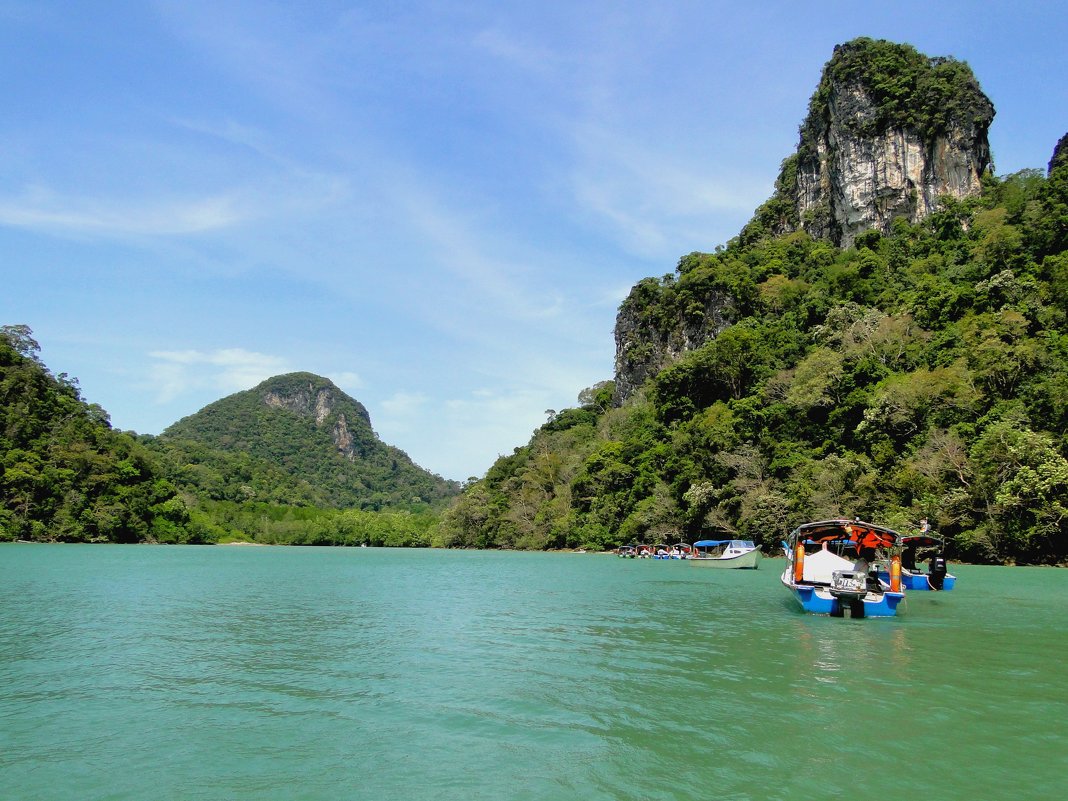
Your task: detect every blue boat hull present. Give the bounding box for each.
[783,577,905,617]
[878,571,955,591]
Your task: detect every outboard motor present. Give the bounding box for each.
[929,554,948,590]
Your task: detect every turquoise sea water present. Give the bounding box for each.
[2,544,1066,800]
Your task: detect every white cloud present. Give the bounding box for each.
[147,348,292,404]
[472,28,561,75]
[327,371,364,394]
[566,123,769,256]
[0,187,245,238]
[377,392,430,435]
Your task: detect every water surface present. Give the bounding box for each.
[2,545,1065,800]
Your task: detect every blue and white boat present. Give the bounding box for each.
[690,539,761,568]
[781,519,906,617]
[879,533,956,591]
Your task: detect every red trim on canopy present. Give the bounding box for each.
[793,519,900,549]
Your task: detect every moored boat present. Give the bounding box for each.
[781,519,905,617]
[690,539,761,569]
[652,543,693,559]
[879,533,956,591]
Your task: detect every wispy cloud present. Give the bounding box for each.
[374,385,555,480]
[472,28,561,75]
[327,371,363,394]
[566,122,768,256]
[0,187,245,238]
[147,348,292,404]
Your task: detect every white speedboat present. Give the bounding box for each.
[781,520,905,617]
[689,539,761,569]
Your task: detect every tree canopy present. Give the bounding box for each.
[439,164,1068,564]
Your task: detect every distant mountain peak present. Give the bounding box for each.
[162,372,459,508]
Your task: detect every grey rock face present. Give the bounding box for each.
[613,284,734,404]
[263,379,372,459]
[794,79,993,247]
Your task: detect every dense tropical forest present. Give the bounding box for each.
[438,154,1068,564]
[4,156,1066,557]
[3,38,1066,562]
[0,328,450,545]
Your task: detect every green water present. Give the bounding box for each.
[2,545,1066,800]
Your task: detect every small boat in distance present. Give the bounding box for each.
[781,519,905,617]
[653,543,694,559]
[690,539,761,569]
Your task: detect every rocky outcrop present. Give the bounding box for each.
[1049,133,1068,176]
[262,376,372,459]
[612,39,997,403]
[613,276,735,403]
[750,38,994,248]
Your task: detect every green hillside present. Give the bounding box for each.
[0,325,204,543]
[160,372,460,511]
[438,157,1068,563]
[1,339,458,545]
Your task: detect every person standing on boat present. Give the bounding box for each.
[852,549,869,575]
[852,547,876,587]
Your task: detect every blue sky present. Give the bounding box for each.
[2,1,1065,481]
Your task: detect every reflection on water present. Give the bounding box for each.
[2,547,1066,800]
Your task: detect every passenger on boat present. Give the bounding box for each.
[854,547,881,591]
[852,547,871,576]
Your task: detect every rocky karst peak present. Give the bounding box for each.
[259,373,372,460]
[745,38,994,248]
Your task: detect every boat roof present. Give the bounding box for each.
[789,519,901,549]
[693,539,752,547]
[902,534,943,547]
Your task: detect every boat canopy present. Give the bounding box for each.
[789,519,901,549]
[693,539,754,548]
[902,534,943,548]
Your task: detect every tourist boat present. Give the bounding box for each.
[781,519,906,617]
[651,543,693,559]
[616,545,638,558]
[879,533,956,591]
[672,543,694,559]
[689,539,762,569]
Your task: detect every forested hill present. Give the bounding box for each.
[1,336,458,544]
[0,325,199,543]
[438,39,1068,565]
[160,372,460,510]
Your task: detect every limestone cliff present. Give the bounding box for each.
[613,274,735,403]
[612,38,996,403]
[262,377,371,459]
[745,38,994,248]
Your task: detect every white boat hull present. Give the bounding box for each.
[689,549,761,569]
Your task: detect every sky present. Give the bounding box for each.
[2,1,1065,481]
